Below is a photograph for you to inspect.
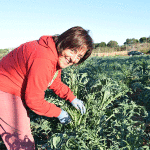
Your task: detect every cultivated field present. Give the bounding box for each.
[0,51,150,149]
[33,55,150,149]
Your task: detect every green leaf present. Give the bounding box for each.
[53,136,61,148]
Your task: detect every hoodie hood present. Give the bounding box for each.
[38,36,56,49]
[38,35,61,70]
[38,36,59,58]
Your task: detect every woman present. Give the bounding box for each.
[0,26,93,149]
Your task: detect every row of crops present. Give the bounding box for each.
[29,55,149,149]
[1,55,150,149]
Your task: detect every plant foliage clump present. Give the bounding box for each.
[31,55,150,149]
[1,55,149,149]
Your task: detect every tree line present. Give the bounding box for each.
[94,36,150,49]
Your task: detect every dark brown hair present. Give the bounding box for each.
[52,26,94,64]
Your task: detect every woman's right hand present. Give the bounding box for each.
[57,109,71,125]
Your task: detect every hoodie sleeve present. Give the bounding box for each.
[49,70,76,103]
[25,58,61,117]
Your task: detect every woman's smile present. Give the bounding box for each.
[65,57,70,64]
[58,48,87,69]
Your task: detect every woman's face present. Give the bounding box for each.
[58,48,87,68]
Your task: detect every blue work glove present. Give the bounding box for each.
[71,98,86,115]
[57,109,71,125]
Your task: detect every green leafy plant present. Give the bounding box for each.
[1,56,150,149]
[30,55,150,149]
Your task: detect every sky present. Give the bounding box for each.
[0,0,150,49]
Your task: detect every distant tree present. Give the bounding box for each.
[93,43,100,49]
[124,38,138,45]
[139,37,147,43]
[134,39,139,44]
[124,38,131,45]
[107,40,118,48]
[99,42,106,47]
[147,36,150,43]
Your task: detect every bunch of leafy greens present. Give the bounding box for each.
[1,55,148,149]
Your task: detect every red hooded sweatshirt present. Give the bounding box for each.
[0,36,76,117]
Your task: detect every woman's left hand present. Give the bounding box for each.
[71,98,86,115]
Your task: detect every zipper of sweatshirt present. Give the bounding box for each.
[48,70,59,87]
